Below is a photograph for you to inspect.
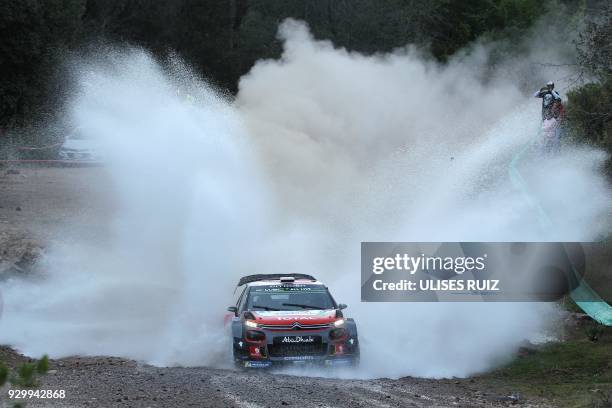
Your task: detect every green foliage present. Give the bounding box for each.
[0,0,563,130]
[1,355,51,389]
[585,322,606,342]
[565,4,612,176]
[36,355,49,375]
[566,79,612,162]
[479,328,612,407]
[236,0,550,64]
[0,361,8,386]
[0,0,86,130]
[11,363,37,388]
[575,4,612,80]
[425,0,545,60]
[0,0,590,150]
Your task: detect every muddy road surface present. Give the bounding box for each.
[1,348,539,408]
[0,166,546,407]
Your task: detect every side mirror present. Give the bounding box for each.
[338,303,347,310]
[227,306,238,315]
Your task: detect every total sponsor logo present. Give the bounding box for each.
[254,310,330,318]
[275,315,319,321]
[258,310,326,316]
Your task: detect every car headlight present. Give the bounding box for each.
[245,320,259,328]
[329,328,348,340]
[333,318,345,327]
[246,330,266,342]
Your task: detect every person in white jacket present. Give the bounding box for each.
[534,81,563,153]
[534,81,562,121]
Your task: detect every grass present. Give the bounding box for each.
[0,355,50,389]
[479,325,612,407]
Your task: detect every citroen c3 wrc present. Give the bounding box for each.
[226,274,359,368]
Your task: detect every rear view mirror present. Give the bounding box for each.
[227,306,238,315]
[338,303,347,310]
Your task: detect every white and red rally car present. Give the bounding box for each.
[226,274,359,368]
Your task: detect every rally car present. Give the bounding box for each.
[226,274,359,368]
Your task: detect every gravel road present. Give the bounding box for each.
[0,166,548,408]
[0,348,539,408]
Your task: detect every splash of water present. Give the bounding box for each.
[0,21,609,378]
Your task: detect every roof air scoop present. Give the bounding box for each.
[280,276,296,283]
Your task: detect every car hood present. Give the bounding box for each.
[251,310,337,325]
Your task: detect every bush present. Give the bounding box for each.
[565,2,612,175]
[36,355,49,375]
[11,363,37,388]
[0,361,8,386]
[0,355,51,389]
[566,77,612,175]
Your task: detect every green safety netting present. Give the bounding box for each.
[508,131,612,326]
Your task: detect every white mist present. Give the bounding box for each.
[0,21,609,379]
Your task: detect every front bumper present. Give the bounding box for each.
[233,329,359,368]
[240,356,357,368]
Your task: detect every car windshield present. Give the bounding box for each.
[246,284,335,311]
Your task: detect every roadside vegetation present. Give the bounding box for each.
[0,0,607,156]
[0,355,49,407]
[480,324,612,408]
[566,4,612,176]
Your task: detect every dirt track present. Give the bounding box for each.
[0,166,548,407]
[0,347,540,408]
[0,166,113,241]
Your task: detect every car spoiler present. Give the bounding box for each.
[237,274,317,286]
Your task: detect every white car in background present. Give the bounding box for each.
[59,129,103,162]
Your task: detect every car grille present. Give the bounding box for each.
[268,337,327,357]
[259,323,331,331]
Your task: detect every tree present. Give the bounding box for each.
[0,0,85,131]
[566,3,611,174]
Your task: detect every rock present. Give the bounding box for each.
[571,312,590,321]
[497,392,521,404]
[0,229,43,278]
[6,169,19,175]
[517,346,537,357]
[15,207,21,211]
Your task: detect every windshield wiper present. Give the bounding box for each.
[282,303,325,310]
[251,305,280,311]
